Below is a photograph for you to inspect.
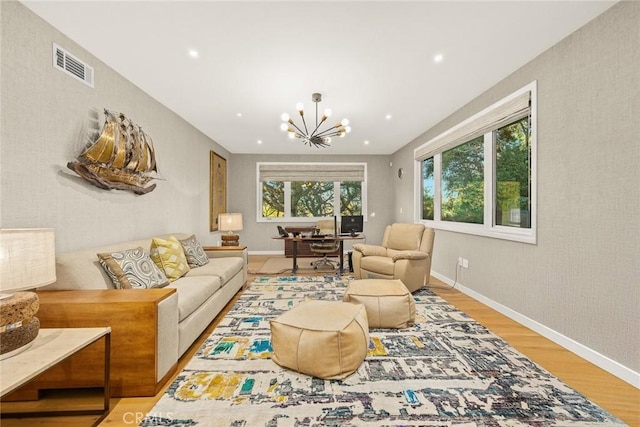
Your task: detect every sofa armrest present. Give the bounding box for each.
[353,243,387,257]
[391,250,429,262]
[203,246,248,284]
[28,288,178,398]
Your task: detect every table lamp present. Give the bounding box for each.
[0,228,56,360]
[218,213,243,246]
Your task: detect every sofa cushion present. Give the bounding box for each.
[97,247,169,289]
[168,276,221,322]
[150,236,190,282]
[178,235,210,268]
[185,257,243,285]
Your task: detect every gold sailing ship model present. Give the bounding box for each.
[68,109,158,195]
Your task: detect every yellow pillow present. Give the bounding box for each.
[150,236,190,282]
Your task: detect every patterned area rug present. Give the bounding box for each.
[141,276,625,426]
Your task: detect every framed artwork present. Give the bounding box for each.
[210,151,227,231]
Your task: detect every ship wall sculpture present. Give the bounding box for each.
[68,109,158,195]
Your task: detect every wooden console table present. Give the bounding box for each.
[0,327,111,425]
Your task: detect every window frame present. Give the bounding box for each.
[256,162,367,223]
[413,82,537,244]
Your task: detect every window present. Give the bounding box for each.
[441,136,484,224]
[414,82,536,243]
[495,117,531,228]
[257,163,366,222]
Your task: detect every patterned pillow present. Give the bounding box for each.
[98,247,169,289]
[178,235,210,268]
[149,236,190,282]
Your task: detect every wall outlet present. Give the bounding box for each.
[458,257,469,269]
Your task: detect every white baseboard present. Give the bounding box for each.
[431,271,640,389]
[248,250,283,256]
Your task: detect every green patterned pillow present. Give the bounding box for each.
[98,247,169,289]
[150,236,190,281]
[179,235,210,268]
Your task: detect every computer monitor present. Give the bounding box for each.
[340,215,363,235]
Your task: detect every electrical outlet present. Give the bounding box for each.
[458,257,463,266]
[462,258,469,269]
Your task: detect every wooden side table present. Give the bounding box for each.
[0,327,111,424]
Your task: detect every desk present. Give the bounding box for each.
[273,235,364,274]
[0,327,111,425]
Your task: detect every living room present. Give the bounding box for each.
[1,0,638,425]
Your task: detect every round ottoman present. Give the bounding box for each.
[270,299,369,379]
[343,279,415,328]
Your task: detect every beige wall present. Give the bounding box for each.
[0,1,230,252]
[392,1,639,375]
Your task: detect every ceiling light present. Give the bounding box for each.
[434,53,444,63]
[257,140,263,144]
[188,49,199,58]
[280,93,351,148]
[236,113,242,117]
[364,140,370,145]
[385,114,392,120]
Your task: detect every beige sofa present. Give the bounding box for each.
[23,233,246,398]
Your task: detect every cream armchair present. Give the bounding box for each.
[352,223,435,292]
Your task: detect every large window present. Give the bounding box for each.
[414,82,536,243]
[258,163,366,222]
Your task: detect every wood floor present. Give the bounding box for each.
[2,255,638,426]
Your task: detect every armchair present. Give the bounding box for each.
[352,223,435,292]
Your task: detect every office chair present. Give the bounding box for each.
[310,219,340,271]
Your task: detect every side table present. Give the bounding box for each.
[0,327,111,425]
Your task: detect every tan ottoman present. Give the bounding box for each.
[343,279,415,328]
[270,299,369,379]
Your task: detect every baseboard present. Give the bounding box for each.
[248,250,283,256]
[431,271,640,389]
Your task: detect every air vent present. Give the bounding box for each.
[52,43,94,88]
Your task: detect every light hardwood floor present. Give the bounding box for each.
[2,255,638,426]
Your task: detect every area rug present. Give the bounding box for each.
[141,276,625,426]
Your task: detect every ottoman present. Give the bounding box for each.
[343,279,415,328]
[270,299,369,379]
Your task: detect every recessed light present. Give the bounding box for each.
[385,114,392,120]
[364,140,370,145]
[236,113,242,118]
[188,49,199,58]
[257,139,263,144]
[434,53,444,63]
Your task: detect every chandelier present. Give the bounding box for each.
[280,93,351,148]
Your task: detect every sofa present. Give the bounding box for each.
[15,233,247,398]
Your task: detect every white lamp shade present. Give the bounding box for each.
[0,229,56,293]
[218,213,243,232]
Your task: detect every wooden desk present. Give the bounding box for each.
[272,235,364,274]
[0,327,111,425]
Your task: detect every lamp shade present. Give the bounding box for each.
[218,213,243,232]
[0,229,56,293]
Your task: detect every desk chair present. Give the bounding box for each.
[310,219,340,270]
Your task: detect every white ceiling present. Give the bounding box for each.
[22,1,615,155]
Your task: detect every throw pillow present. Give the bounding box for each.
[150,236,190,281]
[178,234,210,268]
[98,247,169,289]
